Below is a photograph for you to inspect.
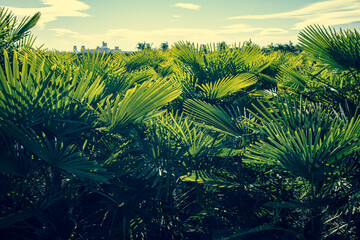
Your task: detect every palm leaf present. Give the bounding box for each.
[10,12,40,42]
[184,99,254,138]
[158,111,220,158]
[245,94,360,183]
[299,25,360,71]
[1,123,107,182]
[0,8,14,40]
[97,78,181,132]
[198,73,257,100]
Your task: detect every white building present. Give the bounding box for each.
[73,42,122,54]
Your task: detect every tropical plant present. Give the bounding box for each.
[276,25,360,114]
[244,94,360,239]
[0,7,40,65]
[160,42,169,51]
[2,9,360,239]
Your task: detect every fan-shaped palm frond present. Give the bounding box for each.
[250,94,334,133]
[245,117,360,182]
[0,7,40,56]
[126,49,163,71]
[184,99,255,138]
[159,111,220,159]
[0,135,41,177]
[243,94,360,238]
[171,71,199,100]
[2,123,107,182]
[0,50,108,180]
[198,73,257,100]
[130,121,187,195]
[73,49,112,79]
[97,78,181,132]
[0,51,105,128]
[299,25,360,71]
[172,41,270,86]
[246,94,358,190]
[9,12,40,43]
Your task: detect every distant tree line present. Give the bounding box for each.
[137,40,302,54]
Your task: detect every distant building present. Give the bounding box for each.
[100,41,110,53]
[73,42,126,54]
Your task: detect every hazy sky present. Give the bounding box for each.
[2,0,360,51]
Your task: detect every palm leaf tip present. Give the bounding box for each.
[184,99,251,137]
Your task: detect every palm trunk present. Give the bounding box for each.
[304,207,323,240]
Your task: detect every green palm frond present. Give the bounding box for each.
[180,170,243,189]
[299,25,360,71]
[16,34,38,49]
[171,71,198,100]
[0,7,40,52]
[250,94,334,133]
[0,50,48,126]
[0,135,42,177]
[158,111,220,158]
[172,41,268,85]
[0,50,107,182]
[125,112,221,198]
[198,73,257,100]
[0,8,14,40]
[72,50,112,80]
[16,48,66,74]
[246,117,360,183]
[223,42,267,75]
[184,99,255,138]
[103,66,154,99]
[276,65,310,91]
[127,120,188,198]
[68,69,105,107]
[0,51,105,128]
[1,123,107,182]
[121,49,169,73]
[0,207,35,230]
[245,94,360,183]
[97,78,182,132]
[10,12,40,42]
[172,41,207,80]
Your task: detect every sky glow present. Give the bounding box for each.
[2,0,360,51]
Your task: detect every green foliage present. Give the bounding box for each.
[97,78,181,132]
[2,12,360,240]
[299,25,360,71]
[198,73,257,100]
[0,7,40,65]
[184,99,253,138]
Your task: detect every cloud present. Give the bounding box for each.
[221,24,262,33]
[174,3,201,10]
[49,28,79,36]
[258,28,289,35]
[221,24,288,35]
[3,0,90,28]
[229,0,360,29]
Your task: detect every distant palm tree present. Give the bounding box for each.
[136,42,152,50]
[160,42,169,51]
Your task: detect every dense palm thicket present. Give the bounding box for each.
[1,8,360,240]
